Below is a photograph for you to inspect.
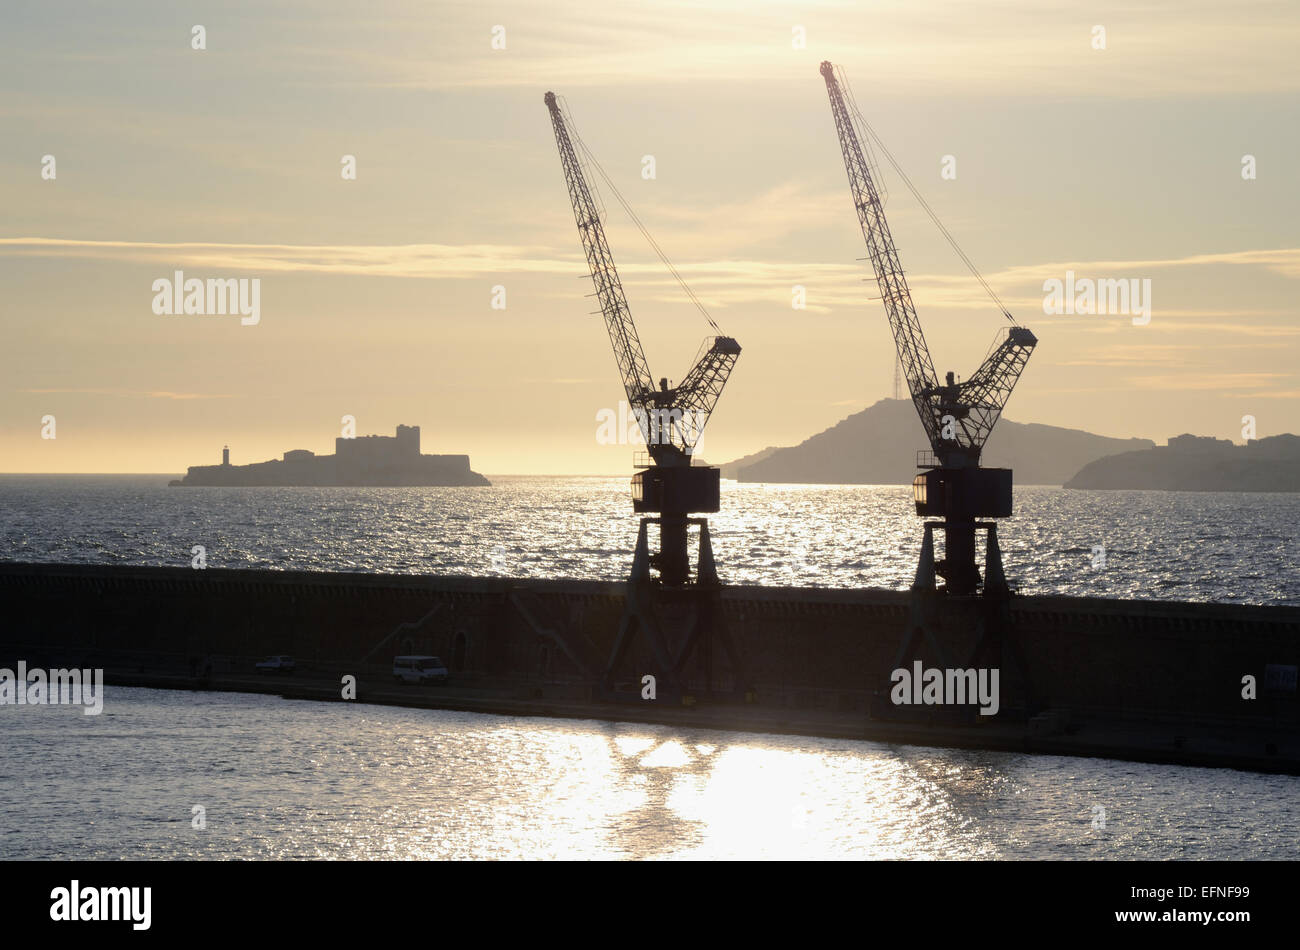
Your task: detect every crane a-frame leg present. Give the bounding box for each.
[602,518,746,701]
[878,523,1037,721]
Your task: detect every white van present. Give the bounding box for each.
[392,655,449,685]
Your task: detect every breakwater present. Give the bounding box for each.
[2,562,1296,772]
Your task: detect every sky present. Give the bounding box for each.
[2,0,1298,474]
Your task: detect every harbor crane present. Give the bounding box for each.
[545,91,745,697]
[820,61,1037,597]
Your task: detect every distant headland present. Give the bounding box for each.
[169,424,490,487]
[717,399,1153,486]
[1064,433,1300,492]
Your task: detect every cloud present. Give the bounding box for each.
[18,388,234,400]
[1127,373,1292,391]
[1058,342,1279,367]
[1002,248,1300,281]
[1061,354,1199,367]
[0,237,574,279]
[1130,322,1300,337]
[242,0,1300,98]
[1225,390,1300,400]
[4,238,1298,331]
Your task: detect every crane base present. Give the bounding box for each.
[601,518,748,702]
[871,522,1038,722]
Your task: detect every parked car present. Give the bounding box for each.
[393,655,449,685]
[255,655,296,674]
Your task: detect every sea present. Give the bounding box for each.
[3,688,1297,860]
[0,475,1297,859]
[1,475,1297,604]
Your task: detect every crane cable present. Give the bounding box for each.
[838,67,1018,326]
[561,97,724,336]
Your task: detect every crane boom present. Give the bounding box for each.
[819,61,1035,467]
[820,62,942,449]
[544,91,739,461]
[545,92,656,420]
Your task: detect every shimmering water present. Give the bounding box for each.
[1,687,1294,860]
[0,475,1297,604]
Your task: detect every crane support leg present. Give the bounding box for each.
[603,521,679,694]
[652,515,691,588]
[937,518,980,596]
[602,518,746,702]
[874,523,1037,721]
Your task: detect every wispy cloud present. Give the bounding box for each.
[19,388,235,400]
[1000,249,1300,281]
[4,238,1298,328]
[1225,389,1300,400]
[1059,342,1279,367]
[0,237,574,278]
[1127,373,1292,391]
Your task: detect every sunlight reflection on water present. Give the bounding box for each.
[0,688,1294,860]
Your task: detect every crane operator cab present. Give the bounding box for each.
[632,464,720,515]
[914,466,1012,519]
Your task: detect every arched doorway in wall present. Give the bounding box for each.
[452,631,468,671]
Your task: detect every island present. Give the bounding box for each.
[1064,433,1300,492]
[169,424,491,487]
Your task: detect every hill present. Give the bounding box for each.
[718,446,780,480]
[723,399,1153,486]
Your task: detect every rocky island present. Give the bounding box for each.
[169,424,491,487]
[1064,433,1300,492]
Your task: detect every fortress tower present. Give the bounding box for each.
[395,424,420,456]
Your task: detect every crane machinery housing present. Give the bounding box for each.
[545,90,745,698]
[820,61,1037,598]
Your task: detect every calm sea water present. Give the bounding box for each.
[0,474,1296,604]
[1,687,1295,860]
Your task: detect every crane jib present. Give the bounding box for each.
[545,90,740,460]
[820,62,1035,462]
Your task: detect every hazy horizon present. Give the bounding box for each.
[0,393,1232,478]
